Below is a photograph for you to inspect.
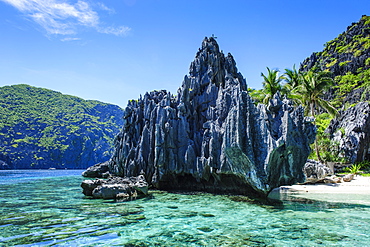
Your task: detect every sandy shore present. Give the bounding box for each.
[268,176,370,204]
[272,176,370,194]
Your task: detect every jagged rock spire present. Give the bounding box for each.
[188,37,245,90]
[105,37,316,196]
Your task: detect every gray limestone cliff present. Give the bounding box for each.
[326,102,370,163]
[98,37,315,196]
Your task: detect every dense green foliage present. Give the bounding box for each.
[293,71,337,117]
[301,15,370,107]
[0,84,124,169]
[249,16,370,164]
[300,15,370,163]
[260,67,285,104]
[307,113,346,163]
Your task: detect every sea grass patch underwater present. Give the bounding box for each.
[0,170,370,246]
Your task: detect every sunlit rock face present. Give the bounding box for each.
[106,37,316,196]
[326,102,370,163]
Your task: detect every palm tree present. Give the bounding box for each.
[261,67,285,104]
[247,87,264,104]
[296,70,338,162]
[283,65,303,104]
[284,65,300,90]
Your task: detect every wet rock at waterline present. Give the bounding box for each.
[81,175,148,200]
[85,37,316,197]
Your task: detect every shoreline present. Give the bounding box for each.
[268,175,370,205]
[271,175,370,194]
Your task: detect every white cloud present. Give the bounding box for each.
[1,0,130,37]
[98,26,131,37]
[97,2,115,14]
[60,37,81,42]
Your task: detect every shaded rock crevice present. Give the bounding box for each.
[90,37,315,196]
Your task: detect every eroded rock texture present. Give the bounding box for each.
[82,161,110,178]
[105,37,315,196]
[303,159,332,184]
[326,102,370,163]
[81,175,148,200]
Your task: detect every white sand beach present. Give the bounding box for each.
[268,176,370,205]
[276,176,370,194]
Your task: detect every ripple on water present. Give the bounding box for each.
[0,171,370,246]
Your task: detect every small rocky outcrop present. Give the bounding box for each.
[82,161,110,178]
[325,102,370,163]
[93,37,316,197]
[303,159,332,183]
[81,175,148,200]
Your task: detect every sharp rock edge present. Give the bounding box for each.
[89,37,316,196]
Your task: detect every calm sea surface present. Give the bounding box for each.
[0,170,369,246]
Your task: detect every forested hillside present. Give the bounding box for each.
[300,15,370,108]
[247,15,370,165]
[0,84,124,169]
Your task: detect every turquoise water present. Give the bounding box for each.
[0,170,369,246]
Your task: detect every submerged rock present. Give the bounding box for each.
[81,175,148,200]
[326,102,370,163]
[86,37,316,197]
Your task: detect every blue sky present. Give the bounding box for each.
[0,0,368,107]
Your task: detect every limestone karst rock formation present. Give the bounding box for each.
[92,37,316,196]
[326,102,370,163]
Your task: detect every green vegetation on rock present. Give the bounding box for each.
[300,15,370,107]
[247,16,370,165]
[0,84,124,169]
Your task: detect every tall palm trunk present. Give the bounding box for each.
[310,101,322,162]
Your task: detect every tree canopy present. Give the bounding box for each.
[0,84,124,169]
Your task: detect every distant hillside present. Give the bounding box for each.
[0,84,124,169]
[300,15,370,108]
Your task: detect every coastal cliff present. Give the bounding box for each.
[99,37,316,196]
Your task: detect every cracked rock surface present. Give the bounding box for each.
[87,37,316,196]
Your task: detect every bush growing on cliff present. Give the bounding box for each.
[307,113,346,163]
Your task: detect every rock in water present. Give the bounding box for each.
[81,175,148,200]
[97,37,315,196]
[82,161,110,178]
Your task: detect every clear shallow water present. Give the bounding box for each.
[0,170,369,246]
